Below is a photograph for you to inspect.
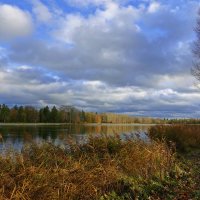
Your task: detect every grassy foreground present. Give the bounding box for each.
[0,126,199,199]
[148,125,200,199]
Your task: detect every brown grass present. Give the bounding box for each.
[0,135,175,200]
[148,125,200,152]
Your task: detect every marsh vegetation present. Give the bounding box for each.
[0,125,199,199]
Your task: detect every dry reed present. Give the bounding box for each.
[0,134,176,200]
[148,125,200,152]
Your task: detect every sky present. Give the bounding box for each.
[0,0,200,118]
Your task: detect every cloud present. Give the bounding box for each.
[148,2,160,13]
[0,65,199,117]
[0,4,33,40]
[0,0,200,117]
[32,0,52,23]
[65,0,114,7]
[9,0,197,87]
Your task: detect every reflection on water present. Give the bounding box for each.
[0,124,153,152]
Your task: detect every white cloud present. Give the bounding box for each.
[148,2,160,13]
[0,4,33,40]
[32,0,52,23]
[154,74,195,90]
[54,2,140,44]
[17,65,33,70]
[66,0,110,7]
[55,14,84,44]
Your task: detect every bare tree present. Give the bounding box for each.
[192,9,200,81]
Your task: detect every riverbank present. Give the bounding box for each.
[0,122,157,126]
[0,122,69,126]
[1,122,200,127]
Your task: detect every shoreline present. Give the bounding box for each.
[0,122,200,127]
[0,122,158,126]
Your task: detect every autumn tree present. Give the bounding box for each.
[24,106,38,123]
[192,8,200,81]
[10,105,18,122]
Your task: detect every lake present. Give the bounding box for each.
[0,124,153,152]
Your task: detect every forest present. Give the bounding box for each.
[0,104,160,124]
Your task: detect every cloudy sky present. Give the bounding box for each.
[0,0,200,118]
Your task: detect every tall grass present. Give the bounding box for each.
[148,125,200,152]
[0,135,175,200]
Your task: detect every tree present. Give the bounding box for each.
[43,106,50,122]
[0,104,10,122]
[18,106,26,122]
[10,105,18,122]
[80,110,86,122]
[59,105,80,123]
[50,106,59,123]
[192,9,200,81]
[39,106,50,122]
[24,106,38,123]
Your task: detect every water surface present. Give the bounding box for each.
[0,124,153,152]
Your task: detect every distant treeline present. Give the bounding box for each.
[0,104,161,124]
[164,118,200,124]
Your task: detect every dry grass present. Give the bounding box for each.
[0,135,176,200]
[148,125,200,152]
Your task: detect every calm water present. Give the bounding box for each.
[0,124,153,152]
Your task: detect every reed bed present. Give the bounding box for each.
[148,125,200,152]
[0,135,176,200]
